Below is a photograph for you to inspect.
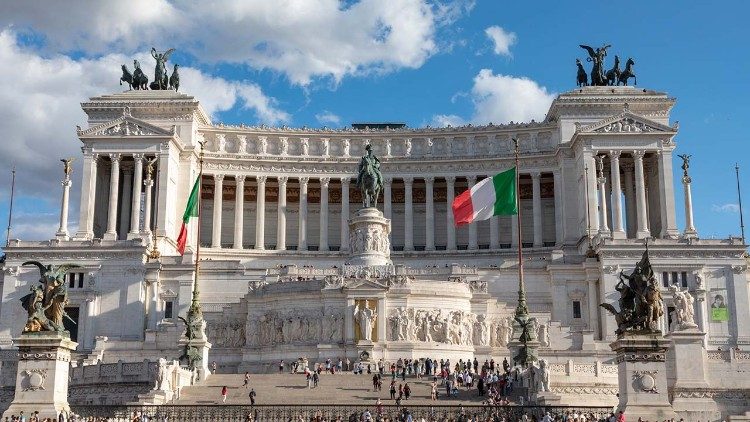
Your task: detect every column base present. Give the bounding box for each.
[55,231,69,241]
[598,229,612,238]
[636,230,651,239]
[683,229,698,239]
[611,229,627,239]
[126,231,144,240]
[661,229,681,239]
[102,231,118,241]
[72,231,93,241]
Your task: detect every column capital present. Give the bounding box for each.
[320,177,331,188]
[467,175,477,184]
[132,153,144,161]
[213,173,225,182]
[424,176,435,184]
[257,175,268,184]
[278,176,288,186]
[384,177,392,186]
[633,150,646,159]
[108,153,122,163]
[299,176,309,186]
[403,176,414,185]
[340,177,350,186]
[609,150,622,159]
[530,171,541,180]
[235,175,246,184]
[445,176,456,184]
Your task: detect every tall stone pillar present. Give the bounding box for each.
[340,178,350,252]
[531,172,543,247]
[468,176,478,250]
[587,278,600,339]
[383,178,392,220]
[623,163,636,238]
[56,177,72,240]
[128,154,144,238]
[490,217,499,249]
[255,175,267,250]
[609,151,626,239]
[298,177,309,251]
[233,175,245,249]
[553,169,564,246]
[681,167,697,238]
[74,151,98,240]
[211,174,224,248]
[446,176,456,251]
[425,177,435,251]
[143,174,154,236]
[276,177,288,250]
[657,149,680,238]
[633,151,650,239]
[319,177,330,251]
[118,165,133,239]
[584,151,600,235]
[103,153,121,240]
[596,155,611,237]
[403,177,414,251]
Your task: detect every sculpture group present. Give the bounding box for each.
[20,262,79,333]
[577,44,636,86]
[120,48,180,91]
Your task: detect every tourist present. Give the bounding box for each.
[345,357,351,371]
[372,373,379,391]
[617,411,625,422]
[279,360,284,373]
[313,371,319,388]
[249,388,256,405]
[389,380,396,399]
[430,380,438,400]
[243,371,250,388]
[403,382,411,400]
[221,385,228,403]
[337,358,343,373]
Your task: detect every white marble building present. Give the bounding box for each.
[1,86,749,413]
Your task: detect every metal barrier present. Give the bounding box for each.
[69,403,614,421]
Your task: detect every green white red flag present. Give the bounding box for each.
[452,167,517,226]
[176,177,200,255]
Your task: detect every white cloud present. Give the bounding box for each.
[431,114,466,127]
[712,203,740,213]
[0,30,286,240]
[484,26,516,57]
[315,111,342,126]
[2,0,473,86]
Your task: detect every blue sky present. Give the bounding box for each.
[0,1,747,241]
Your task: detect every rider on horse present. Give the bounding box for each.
[356,144,383,208]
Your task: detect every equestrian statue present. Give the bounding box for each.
[576,44,637,87]
[20,261,80,334]
[118,48,181,91]
[356,144,383,209]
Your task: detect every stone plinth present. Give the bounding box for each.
[2,333,77,420]
[178,337,212,381]
[666,329,719,417]
[346,208,391,267]
[610,333,676,421]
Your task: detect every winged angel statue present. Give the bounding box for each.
[20,261,79,333]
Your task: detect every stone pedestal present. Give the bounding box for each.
[532,391,563,406]
[666,329,719,417]
[610,333,677,421]
[2,333,78,421]
[346,208,391,267]
[178,337,212,381]
[356,340,375,363]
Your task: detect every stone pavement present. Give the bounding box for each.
[176,373,496,405]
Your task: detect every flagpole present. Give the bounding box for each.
[5,165,16,247]
[736,163,745,244]
[193,142,205,304]
[513,139,528,317]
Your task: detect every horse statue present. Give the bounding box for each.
[356,144,383,208]
[605,55,621,86]
[618,58,636,86]
[120,65,134,90]
[580,44,611,86]
[132,60,149,90]
[169,64,180,91]
[576,59,588,87]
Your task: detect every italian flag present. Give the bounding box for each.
[452,167,517,226]
[176,177,200,255]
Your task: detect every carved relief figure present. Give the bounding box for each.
[354,300,377,342]
[668,286,698,331]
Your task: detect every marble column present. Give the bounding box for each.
[404,177,414,251]
[609,151,626,239]
[425,177,435,251]
[383,178,392,220]
[623,163,636,239]
[683,174,697,238]
[340,178,350,252]
[233,175,245,249]
[143,175,154,236]
[657,150,680,238]
[468,176,478,250]
[531,172,543,247]
[553,170,564,245]
[319,177,330,251]
[490,217,499,249]
[103,154,121,240]
[633,151,650,239]
[56,177,72,240]
[211,174,224,248]
[277,177,288,250]
[74,152,98,240]
[255,175,267,250]
[596,155,611,236]
[446,176,457,251]
[128,154,144,238]
[298,177,309,251]
[118,165,133,239]
[584,152,600,235]
[587,278,600,339]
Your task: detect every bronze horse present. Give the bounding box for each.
[576,59,588,87]
[605,55,621,86]
[618,58,636,86]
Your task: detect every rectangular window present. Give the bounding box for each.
[662,272,669,288]
[68,273,75,288]
[164,301,174,319]
[572,300,582,319]
[78,273,84,289]
[671,272,679,285]
[681,272,688,288]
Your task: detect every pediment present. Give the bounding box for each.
[577,111,677,135]
[77,111,175,137]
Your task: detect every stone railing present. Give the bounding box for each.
[69,360,194,405]
[547,360,618,380]
[707,349,750,363]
